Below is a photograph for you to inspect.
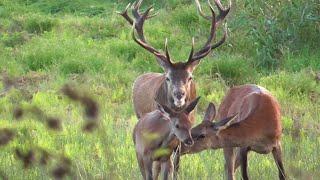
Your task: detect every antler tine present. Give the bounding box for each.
[187,0,230,63]
[195,0,211,20]
[188,38,195,62]
[117,3,134,25]
[132,0,142,19]
[190,3,217,61]
[146,11,159,19]
[164,38,172,63]
[201,4,216,50]
[214,0,231,24]
[134,5,154,41]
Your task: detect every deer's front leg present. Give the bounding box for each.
[143,157,153,180]
[173,145,181,180]
[161,158,173,180]
[153,161,161,180]
[223,147,236,180]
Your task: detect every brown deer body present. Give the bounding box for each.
[133,97,200,180]
[181,84,285,180]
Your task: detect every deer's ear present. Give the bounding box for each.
[185,96,201,114]
[203,103,216,122]
[212,114,238,132]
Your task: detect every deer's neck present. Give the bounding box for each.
[155,80,173,108]
[181,133,245,155]
[211,132,245,149]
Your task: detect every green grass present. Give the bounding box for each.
[0,0,319,179]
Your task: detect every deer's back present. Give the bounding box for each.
[218,84,282,145]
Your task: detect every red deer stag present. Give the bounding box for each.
[133,97,200,180]
[118,0,230,123]
[182,84,286,180]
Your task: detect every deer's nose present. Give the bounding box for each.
[174,91,185,100]
[183,138,194,146]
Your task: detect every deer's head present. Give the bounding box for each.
[188,103,237,150]
[157,97,201,146]
[119,0,230,109]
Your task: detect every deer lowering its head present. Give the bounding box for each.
[133,97,200,180]
[119,0,230,123]
[181,84,286,180]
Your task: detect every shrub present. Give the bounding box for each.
[24,14,57,34]
[236,0,320,70]
[0,32,28,47]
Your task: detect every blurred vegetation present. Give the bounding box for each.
[0,0,319,179]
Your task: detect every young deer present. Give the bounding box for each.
[182,85,286,180]
[133,97,200,180]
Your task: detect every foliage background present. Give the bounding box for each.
[0,0,319,179]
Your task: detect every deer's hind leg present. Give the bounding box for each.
[272,143,286,180]
[239,147,250,180]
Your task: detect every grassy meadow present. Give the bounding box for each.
[0,0,319,179]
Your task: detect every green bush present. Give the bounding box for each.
[0,32,28,47]
[24,14,57,34]
[236,0,320,69]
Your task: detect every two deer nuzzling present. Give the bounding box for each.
[133,97,200,180]
[120,0,285,180]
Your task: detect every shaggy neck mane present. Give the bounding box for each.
[155,80,171,108]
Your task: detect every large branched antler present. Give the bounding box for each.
[187,0,231,64]
[118,0,231,66]
[118,0,171,64]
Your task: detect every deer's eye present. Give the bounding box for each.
[175,124,180,129]
[166,77,170,82]
[188,76,193,82]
